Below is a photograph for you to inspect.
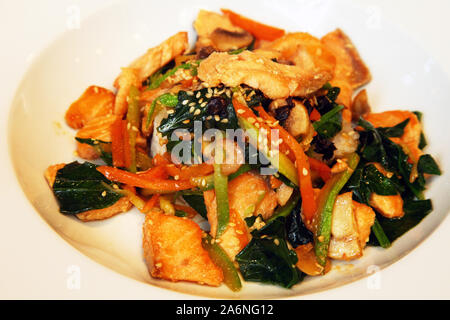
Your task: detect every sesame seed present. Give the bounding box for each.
[248,118,256,124]
[274,239,280,246]
[237,109,245,114]
[174,175,179,180]
[200,102,207,107]
[221,118,228,123]
[182,119,190,124]
[93,87,99,94]
[182,99,189,105]
[196,92,201,98]
[189,102,196,107]
[167,109,175,114]
[189,106,195,113]
[214,115,220,121]
[155,263,162,268]
[127,122,131,130]
[206,115,212,120]
[235,230,244,235]
[113,184,119,189]
[187,91,194,96]
[198,98,203,104]
[205,93,212,99]
[194,109,201,116]
[101,191,107,197]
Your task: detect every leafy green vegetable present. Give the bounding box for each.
[284,197,314,248]
[236,216,304,288]
[370,218,391,248]
[52,162,123,215]
[354,117,441,246]
[347,163,402,204]
[312,105,344,139]
[369,199,433,245]
[417,154,441,175]
[377,119,409,137]
[158,87,239,137]
[181,194,208,219]
[75,138,112,166]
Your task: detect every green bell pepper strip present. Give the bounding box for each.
[214,163,230,238]
[237,115,298,186]
[126,85,141,173]
[314,153,360,268]
[266,193,300,225]
[201,234,242,292]
[145,93,178,130]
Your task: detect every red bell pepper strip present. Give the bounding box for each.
[310,108,321,122]
[308,157,331,182]
[111,118,125,168]
[97,166,194,191]
[221,9,285,41]
[255,106,317,221]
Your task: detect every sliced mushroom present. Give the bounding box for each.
[284,100,311,139]
[210,28,254,51]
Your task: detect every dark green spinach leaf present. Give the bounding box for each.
[52,162,123,215]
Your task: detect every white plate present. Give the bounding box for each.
[1,0,449,299]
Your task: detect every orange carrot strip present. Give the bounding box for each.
[221,8,285,41]
[270,176,283,189]
[310,108,321,122]
[308,157,331,182]
[97,166,194,191]
[153,153,171,166]
[111,117,125,167]
[174,204,198,219]
[255,106,317,220]
[143,194,160,213]
[166,163,214,180]
[137,166,169,180]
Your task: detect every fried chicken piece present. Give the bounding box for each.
[142,210,223,286]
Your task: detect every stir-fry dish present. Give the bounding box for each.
[45,9,441,291]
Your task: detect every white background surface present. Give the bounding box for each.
[0,0,449,299]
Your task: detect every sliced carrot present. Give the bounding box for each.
[270,176,283,189]
[165,163,214,180]
[255,106,317,220]
[144,194,160,213]
[111,117,125,167]
[308,157,331,182]
[174,204,198,219]
[221,9,285,41]
[310,108,321,122]
[97,166,194,191]
[137,166,169,180]
[153,153,171,166]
